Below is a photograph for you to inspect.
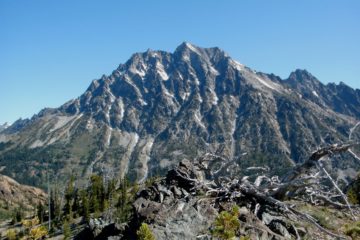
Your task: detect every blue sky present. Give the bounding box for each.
[0,0,359,124]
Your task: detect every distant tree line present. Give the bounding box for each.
[7,173,138,239]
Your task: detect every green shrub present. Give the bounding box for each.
[344,221,360,239]
[137,223,156,240]
[6,229,17,240]
[29,225,48,240]
[347,188,358,204]
[145,176,160,188]
[63,220,71,240]
[211,205,240,240]
[346,173,360,205]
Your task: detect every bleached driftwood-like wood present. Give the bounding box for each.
[191,141,360,239]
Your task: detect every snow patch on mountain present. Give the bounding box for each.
[182,54,190,62]
[209,65,219,76]
[139,99,148,106]
[117,98,125,123]
[149,52,159,58]
[163,87,175,99]
[312,90,319,98]
[124,75,142,96]
[156,62,169,81]
[254,76,278,90]
[105,103,113,124]
[209,88,219,105]
[129,62,147,78]
[189,69,200,85]
[184,42,202,56]
[123,75,148,105]
[86,118,95,130]
[194,111,206,129]
[105,88,116,124]
[230,59,244,72]
[180,91,191,101]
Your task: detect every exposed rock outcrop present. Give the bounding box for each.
[82,151,359,239]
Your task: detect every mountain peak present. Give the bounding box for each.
[174,41,204,57]
[174,42,228,67]
[286,69,322,90]
[176,41,198,50]
[289,69,317,81]
[2,43,360,191]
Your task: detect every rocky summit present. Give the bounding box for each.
[0,42,360,188]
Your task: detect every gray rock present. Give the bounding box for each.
[171,186,183,197]
[89,218,111,237]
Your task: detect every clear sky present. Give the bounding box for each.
[0,0,359,124]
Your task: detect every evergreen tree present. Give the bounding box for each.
[63,176,75,218]
[11,208,23,224]
[137,223,156,240]
[347,173,360,204]
[37,202,45,223]
[211,206,240,240]
[72,189,80,218]
[89,174,105,213]
[80,189,90,222]
[118,177,128,213]
[106,178,116,208]
[50,188,61,227]
[116,177,132,223]
[63,219,71,240]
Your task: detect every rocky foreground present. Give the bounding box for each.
[77,148,360,240]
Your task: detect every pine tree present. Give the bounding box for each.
[80,189,90,222]
[137,223,156,240]
[50,188,61,226]
[63,219,71,240]
[116,177,132,223]
[11,207,24,224]
[118,177,128,213]
[63,176,75,218]
[347,173,360,205]
[89,174,105,213]
[211,205,240,240]
[105,178,116,209]
[37,202,45,223]
[72,189,80,218]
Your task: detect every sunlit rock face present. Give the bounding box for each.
[1,42,359,187]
